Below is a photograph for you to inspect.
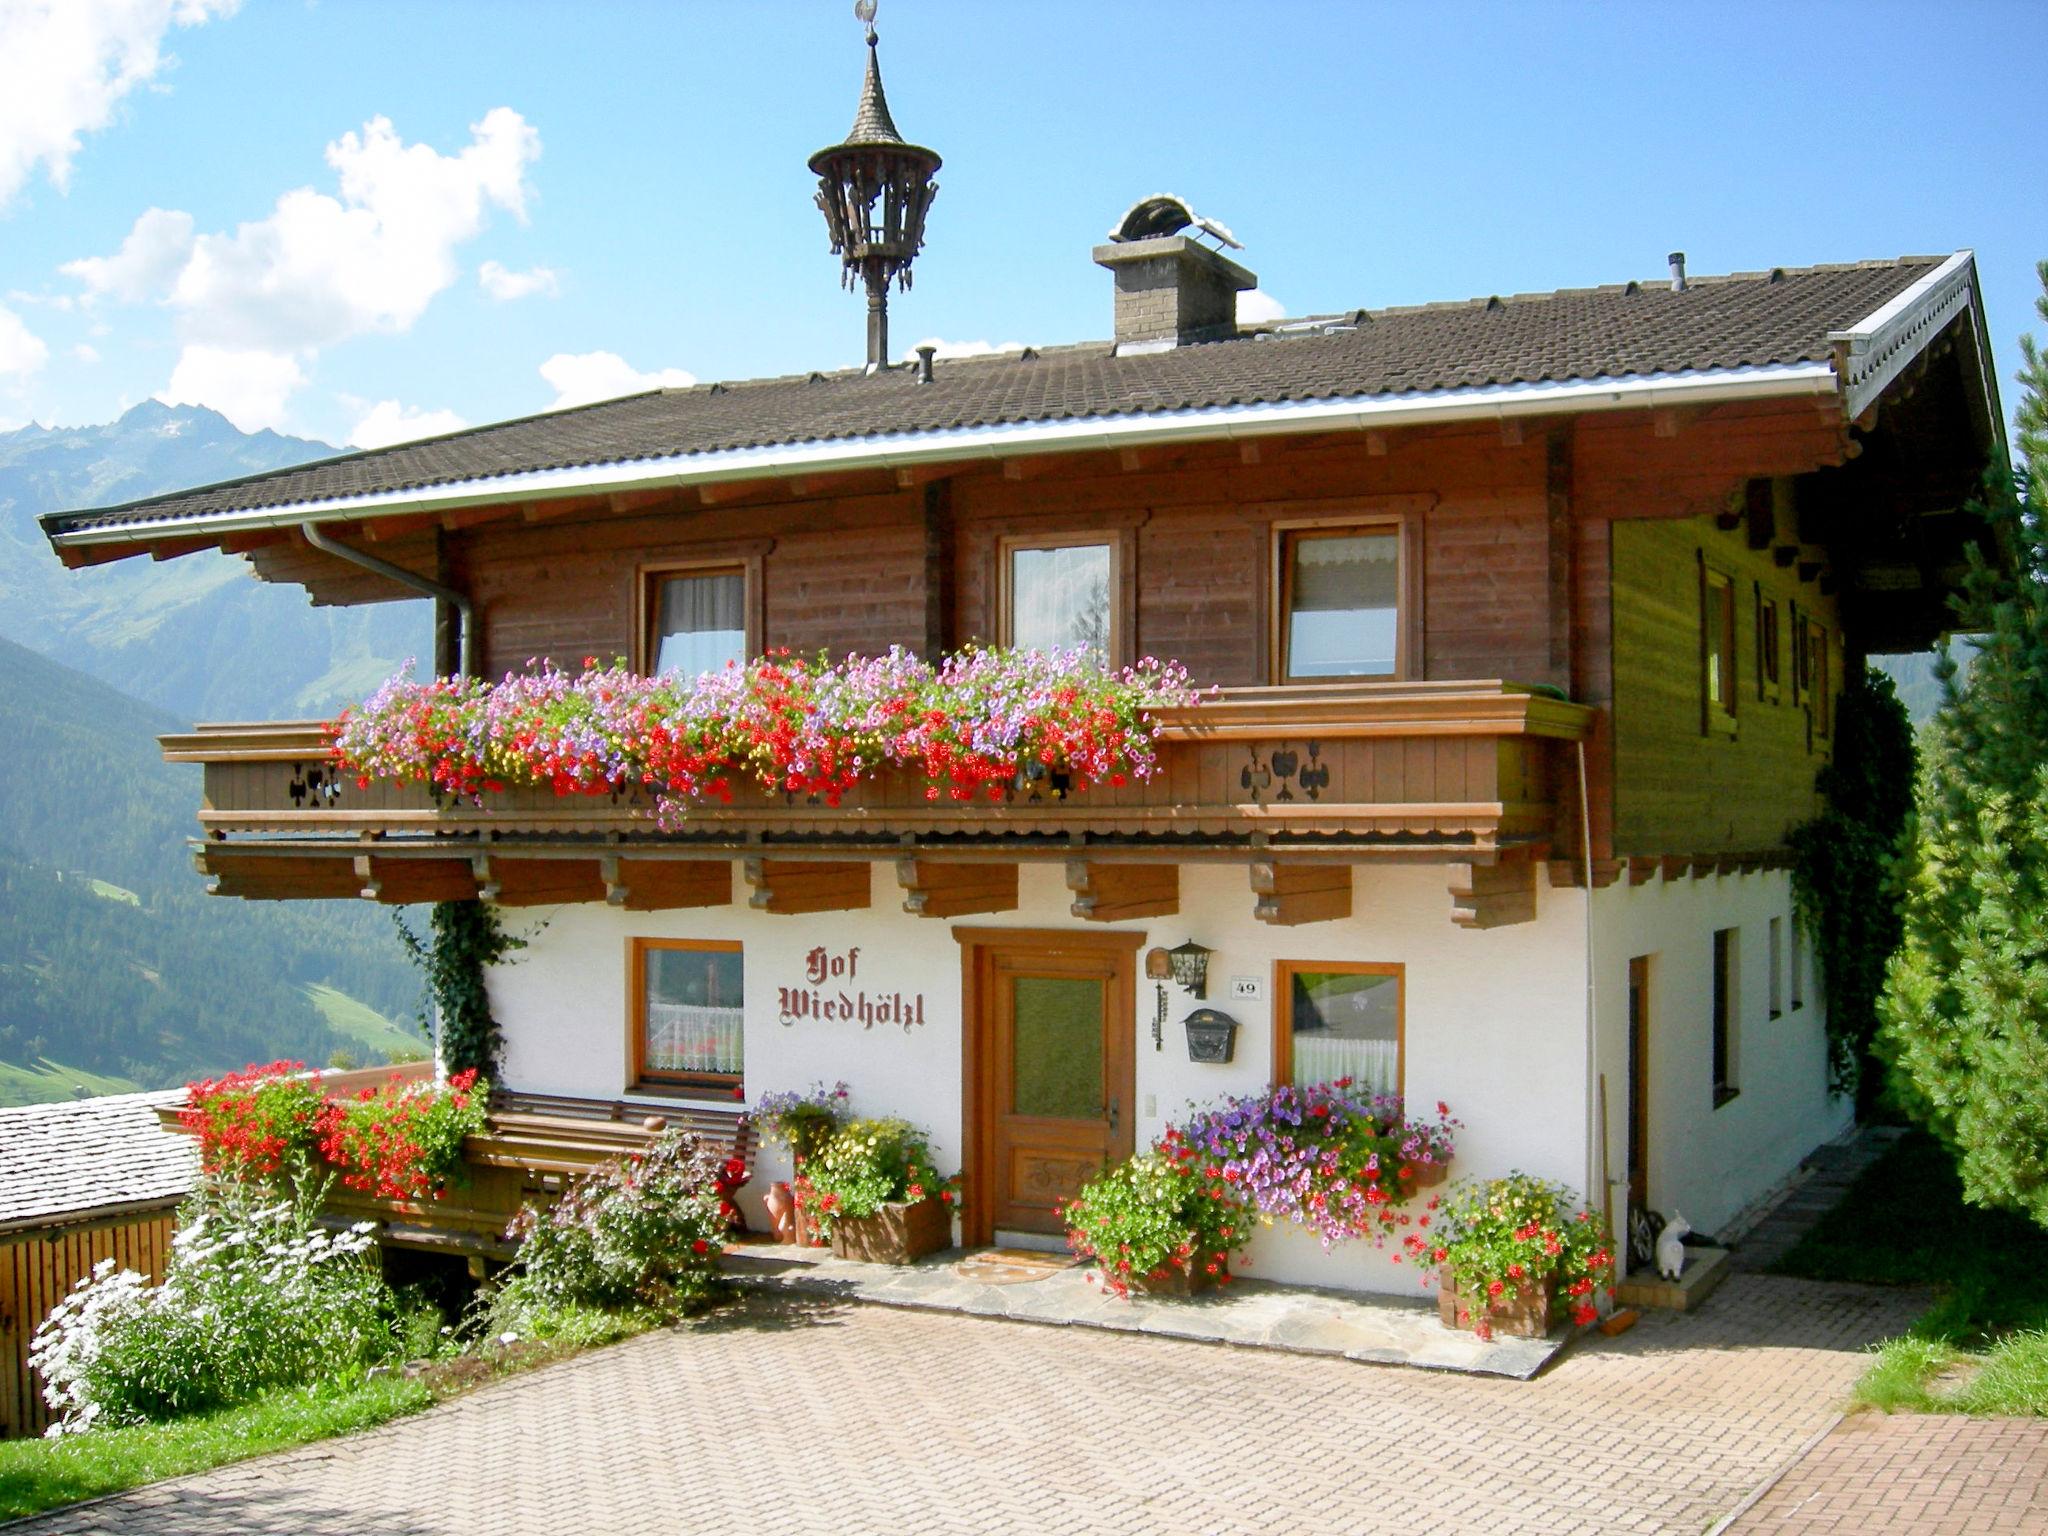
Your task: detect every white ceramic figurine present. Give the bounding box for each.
[1656,1212,1692,1281]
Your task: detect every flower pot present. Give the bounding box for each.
[1437,1268,1559,1338]
[763,1181,797,1243]
[1120,1255,1230,1297]
[829,1196,951,1264]
[1406,1161,1449,1190]
[791,1199,829,1249]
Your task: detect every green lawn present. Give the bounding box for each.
[0,1057,143,1107]
[0,1377,432,1521]
[1771,1129,2048,1414]
[304,984,428,1063]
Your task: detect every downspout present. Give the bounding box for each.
[1578,741,1599,1213]
[304,522,475,677]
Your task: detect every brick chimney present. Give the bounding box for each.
[1093,196,1255,351]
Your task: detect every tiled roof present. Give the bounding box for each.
[0,1090,195,1234]
[42,257,1941,538]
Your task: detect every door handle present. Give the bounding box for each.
[1107,1096,1121,1130]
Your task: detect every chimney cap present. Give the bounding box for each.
[1108,194,1242,251]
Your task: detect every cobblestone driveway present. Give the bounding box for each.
[10,1273,1922,1536]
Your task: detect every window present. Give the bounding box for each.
[1756,593,1782,702]
[1789,917,1806,1011]
[1279,527,1401,681]
[630,939,744,1097]
[1701,561,1737,732]
[1711,928,1739,1107]
[1768,916,1783,1019]
[1807,619,1831,739]
[646,566,748,679]
[1002,536,1116,661]
[1273,961,1402,1095]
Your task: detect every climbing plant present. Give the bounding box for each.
[1788,667,1916,1107]
[396,900,529,1079]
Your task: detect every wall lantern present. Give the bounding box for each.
[1183,1008,1240,1064]
[1167,939,1214,999]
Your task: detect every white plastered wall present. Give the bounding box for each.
[489,861,1596,1295]
[1589,868,1848,1239]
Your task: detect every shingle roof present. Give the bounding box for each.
[43,257,1942,538]
[0,1090,195,1234]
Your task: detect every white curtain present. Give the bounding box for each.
[1287,533,1397,676]
[1011,544,1110,657]
[645,1003,745,1075]
[654,571,746,678]
[1293,1036,1399,1094]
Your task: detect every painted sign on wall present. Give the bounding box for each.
[778,946,929,1032]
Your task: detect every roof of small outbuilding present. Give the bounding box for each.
[41,256,1943,540]
[0,1090,195,1236]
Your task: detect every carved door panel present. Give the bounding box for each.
[983,947,1134,1237]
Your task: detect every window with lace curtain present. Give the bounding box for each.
[1278,527,1401,681]
[630,938,744,1097]
[645,566,749,680]
[1273,960,1403,1096]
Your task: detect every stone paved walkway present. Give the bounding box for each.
[1722,1412,2048,1533]
[7,1272,1923,1536]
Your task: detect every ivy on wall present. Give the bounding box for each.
[1788,668,1916,1107]
[397,901,530,1079]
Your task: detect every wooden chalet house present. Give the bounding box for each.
[41,34,2003,1293]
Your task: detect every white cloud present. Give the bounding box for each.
[347,398,467,450]
[61,205,194,301]
[904,337,1026,361]
[478,259,558,302]
[72,342,100,363]
[1237,289,1286,324]
[165,107,541,352]
[0,304,49,377]
[539,350,694,411]
[160,344,301,431]
[0,0,239,209]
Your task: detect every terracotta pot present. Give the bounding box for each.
[763,1181,797,1244]
[829,1196,951,1265]
[1437,1268,1559,1338]
[1407,1160,1449,1190]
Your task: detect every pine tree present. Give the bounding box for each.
[1880,260,2048,1224]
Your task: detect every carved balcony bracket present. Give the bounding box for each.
[1066,861,1177,923]
[1251,861,1352,927]
[743,858,871,916]
[1449,861,1538,930]
[354,854,381,902]
[897,859,1019,919]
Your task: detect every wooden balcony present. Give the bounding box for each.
[155,1072,752,1259]
[163,681,1596,927]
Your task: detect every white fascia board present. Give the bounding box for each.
[1827,251,1977,421]
[52,361,1838,548]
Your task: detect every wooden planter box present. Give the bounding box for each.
[1121,1256,1229,1297]
[1437,1269,1559,1338]
[829,1196,951,1264]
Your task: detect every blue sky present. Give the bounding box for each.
[0,0,2043,449]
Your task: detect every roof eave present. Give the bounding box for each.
[1829,250,2003,453]
[43,362,1840,553]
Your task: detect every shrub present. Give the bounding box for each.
[30,1181,396,1433]
[1063,1130,1242,1298]
[1430,1174,1612,1339]
[801,1117,955,1235]
[496,1130,728,1317]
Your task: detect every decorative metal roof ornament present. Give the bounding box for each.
[809,0,941,373]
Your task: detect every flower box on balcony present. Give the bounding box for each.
[828,1195,952,1265]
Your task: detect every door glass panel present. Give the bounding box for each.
[1011,975,1103,1118]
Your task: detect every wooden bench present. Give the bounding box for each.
[480,1089,754,1176]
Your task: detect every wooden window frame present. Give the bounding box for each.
[1270,514,1422,685]
[1710,927,1739,1108]
[633,548,766,677]
[628,937,745,1100]
[996,530,1129,666]
[1699,556,1738,737]
[1756,590,1782,703]
[1271,959,1405,1095]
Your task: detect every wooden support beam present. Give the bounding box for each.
[1774,544,1799,568]
[470,854,501,902]
[742,858,871,915]
[1066,860,1177,923]
[618,858,730,912]
[1627,856,1659,887]
[58,541,142,568]
[440,504,521,532]
[363,513,432,543]
[1449,861,1537,929]
[219,530,290,554]
[1364,430,1388,457]
[893,464,952,490]
[600,854,629,907]
[1544,858,1624,890]
[149,534,221,562]
[1660,855,1690,883]
[1652,408,1682,439]
[1000,456,1058,482]
[1499,419,1525,447]
[354,854,380,902]
[1250,862,1352,927]
[698,479,771,506]
[1238,441,1262,466]
[896,859,1019,918]
[489,857,603,907]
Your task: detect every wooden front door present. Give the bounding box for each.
[1626,955,1651,1215]
[965,933,1137,1241]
